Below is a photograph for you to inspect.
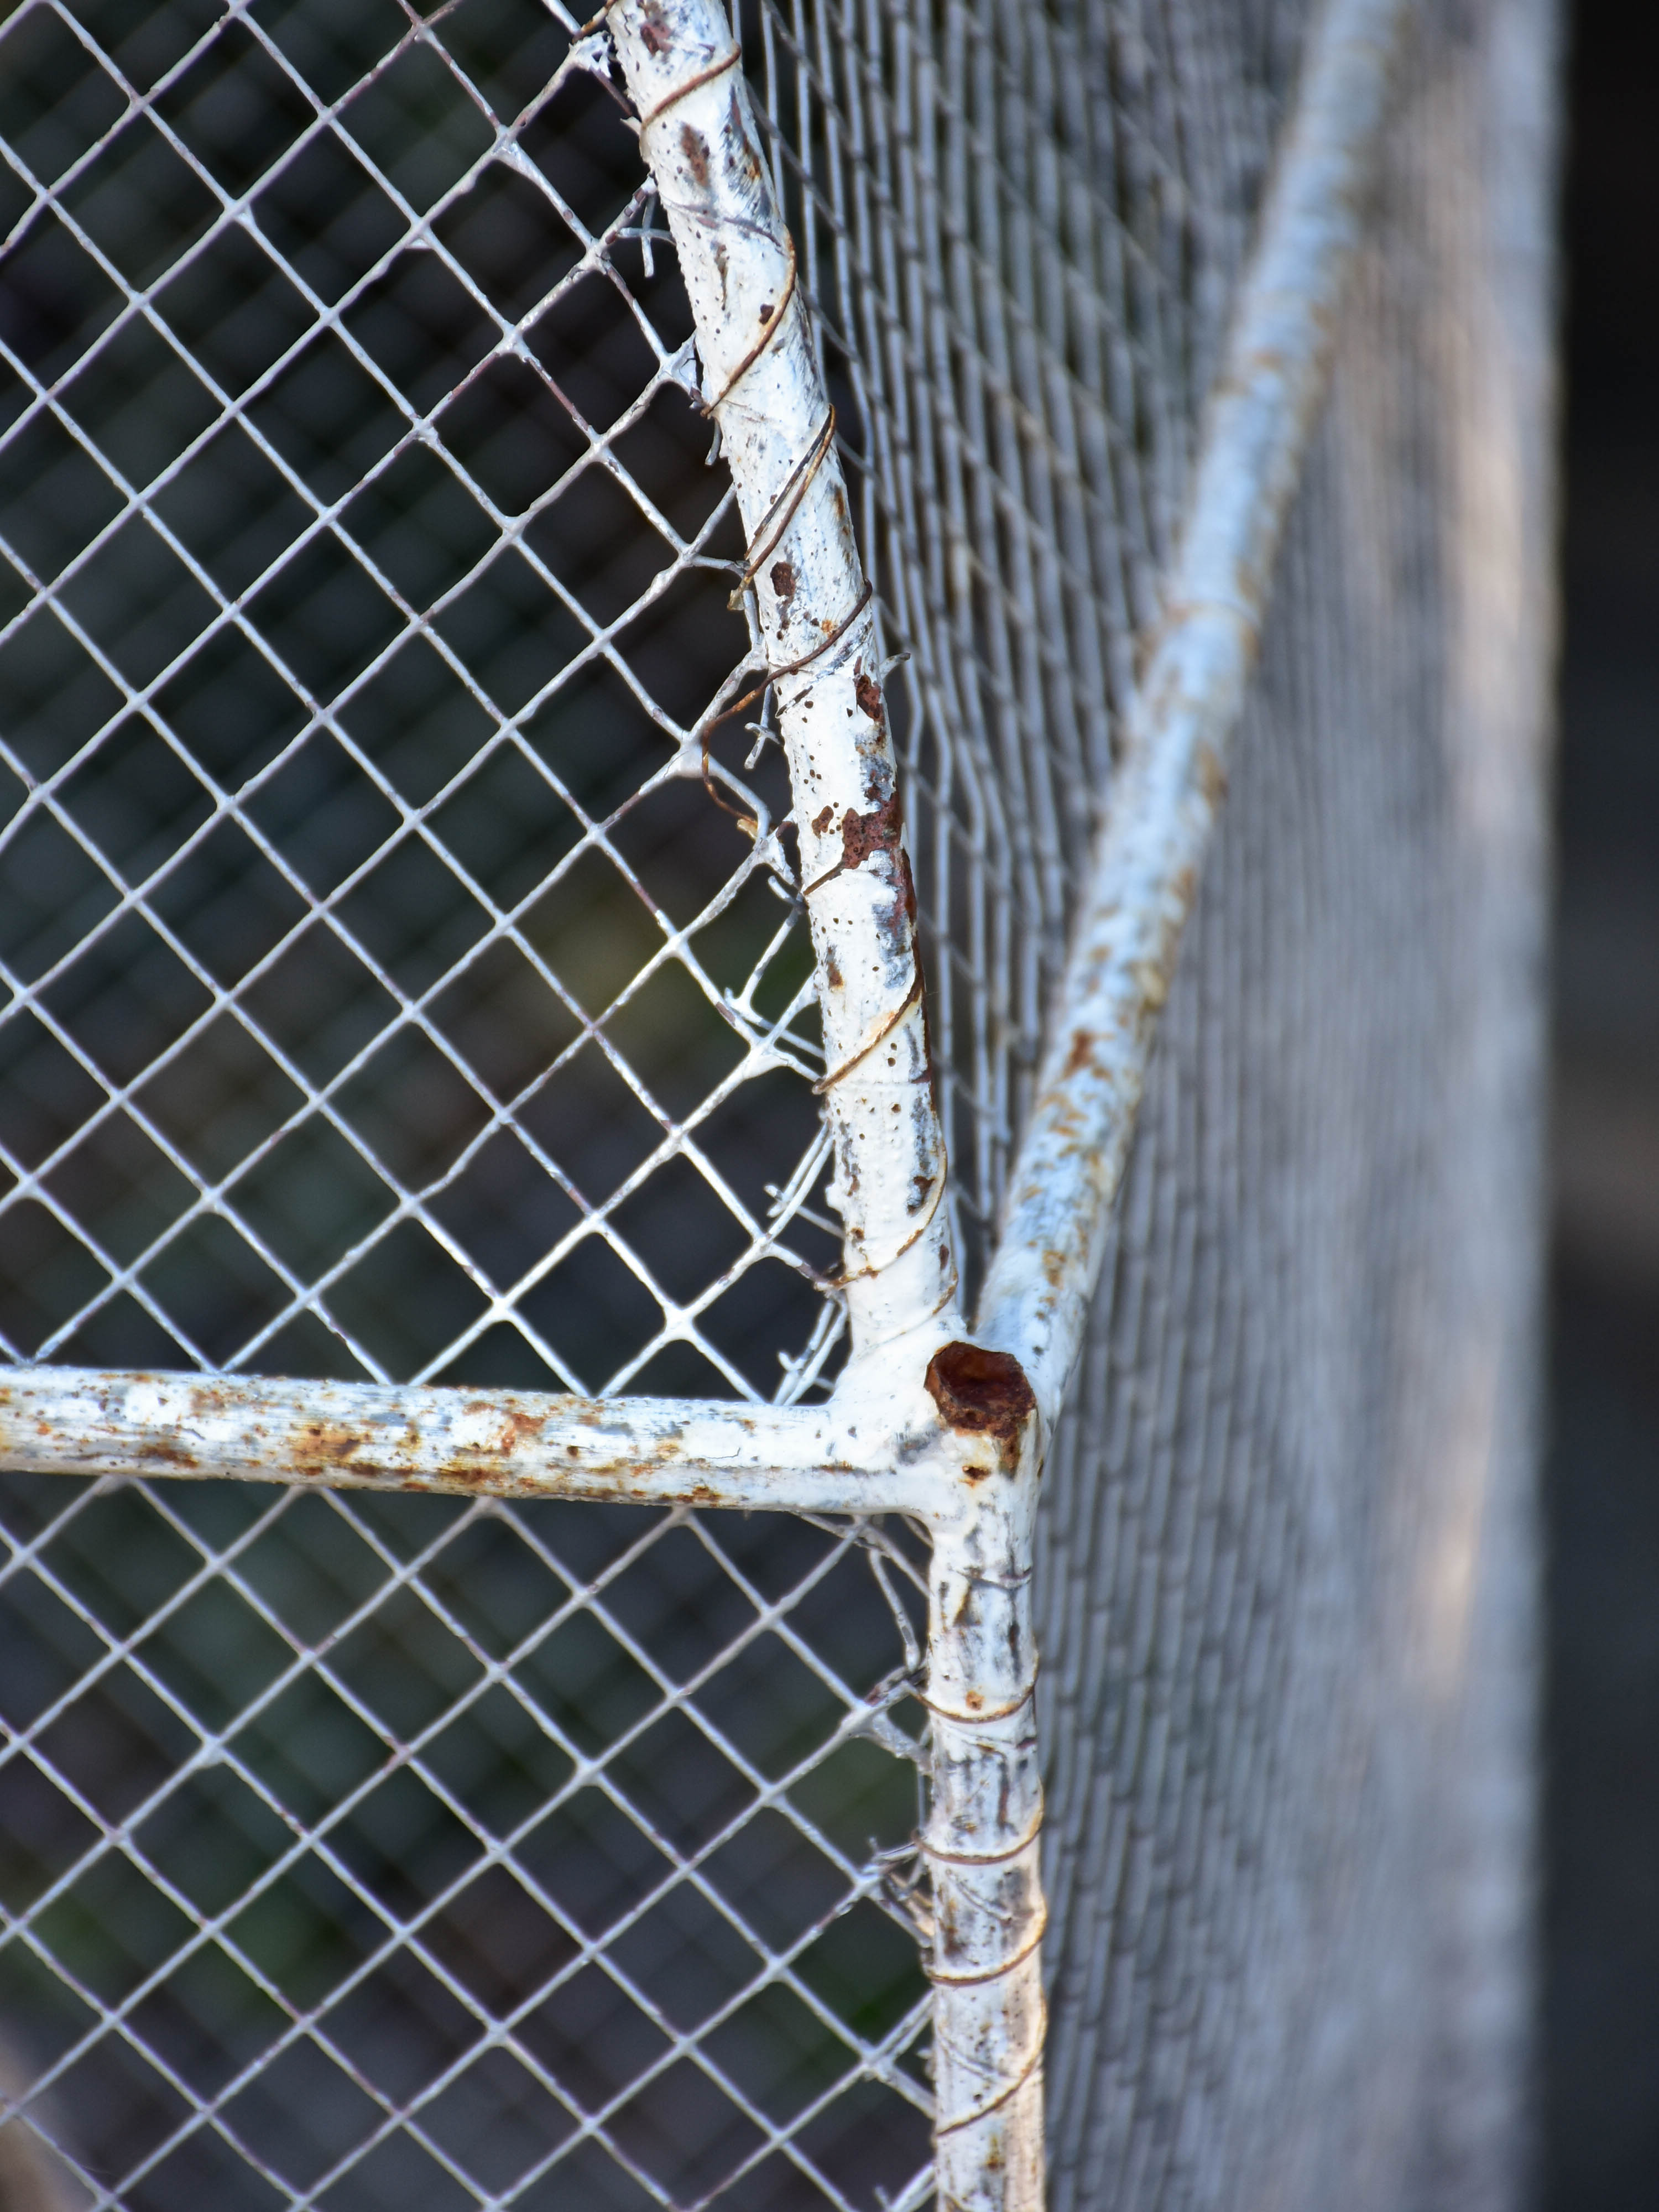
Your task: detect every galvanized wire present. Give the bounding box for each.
[0,0,853,1406]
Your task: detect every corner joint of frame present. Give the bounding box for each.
[916,1339,1044,1519]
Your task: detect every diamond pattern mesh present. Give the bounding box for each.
[0,0,1311,2203]
[1,1473,933,2206]
[0,0,847,1403]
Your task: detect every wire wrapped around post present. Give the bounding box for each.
[604,12,1045,2205]
[921,1355,1047,2212]
[605,0,959,1365]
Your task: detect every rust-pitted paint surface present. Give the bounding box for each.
[0,1368,943,1516]
[924,1343,1037,1451]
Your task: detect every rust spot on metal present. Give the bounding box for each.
[462,1402,548,1452]
[1061,1031,1095,1078]
[962,1464,990,1483]
[295,1422,370,1464]
[138,1441,198,1468]
[894,847,917,928]
[824,951,842,987]
[1196,741,1227,808]
[840,795,902,872]
[811,803,834,835]
[925,1342,1037,1448]
[680,123,710,186]
[770,558,795,602]
[639,0,672,54]
[854,671,883,723]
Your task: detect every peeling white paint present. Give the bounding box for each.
[0,1363,945,1513]
[606,0,959,1363]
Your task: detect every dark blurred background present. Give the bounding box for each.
[1546,0,1659,2204]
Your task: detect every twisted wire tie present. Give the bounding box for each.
[934,2039,1045,2140]
[695,580,874,830]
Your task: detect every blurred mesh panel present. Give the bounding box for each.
[1036,5,1557,2205]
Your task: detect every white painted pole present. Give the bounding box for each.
[920,1352,1047,2210]
[0,1363,940,1515]
[605,0,959,1362]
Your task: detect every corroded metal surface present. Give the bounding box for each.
[921,1408,1046,2212]
[0,1362,935,1514]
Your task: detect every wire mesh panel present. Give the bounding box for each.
[0,0,1312,1386]
[1,1477,933,2206]
[732,0,1312,1293]
[0,0,850,1401]
[0,0,1318,2201]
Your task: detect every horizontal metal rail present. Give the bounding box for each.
[0,1362,929,1512]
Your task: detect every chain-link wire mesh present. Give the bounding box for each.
[0,0,1554,2206]
[0,0,851,1402]
[1,1473,935,2207]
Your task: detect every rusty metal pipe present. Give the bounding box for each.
[605,0,959,1363]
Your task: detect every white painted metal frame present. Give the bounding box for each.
[0,0,1411,2201]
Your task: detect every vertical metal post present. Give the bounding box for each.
[606,0,959,1362]
[922,1345,1047,2210]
